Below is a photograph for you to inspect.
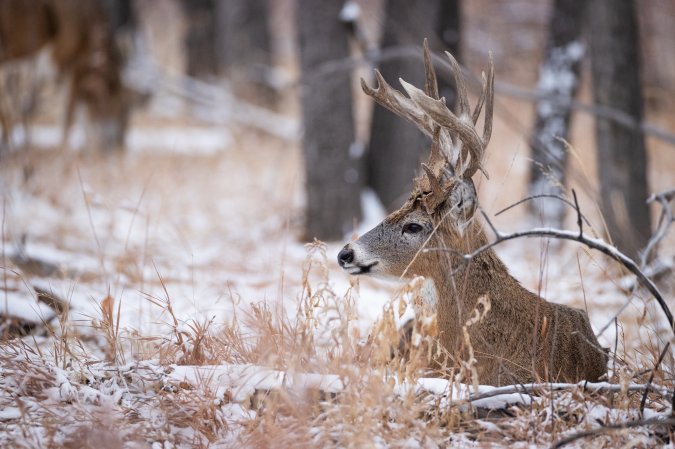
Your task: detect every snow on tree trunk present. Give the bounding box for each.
[527,0,585,226]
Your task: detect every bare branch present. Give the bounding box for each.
[425,200,675,334]
[641,188,675,268]
[283,44,675,147]
[572,189,582,239]
[465,380,672,404]
[640,342,671,418]
[551,416,675,449]
[494,193,593,228]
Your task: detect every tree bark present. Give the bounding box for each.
[588,0,651,259]
[214,0,272,82]
[527,0,586,226]
[297,0,361,241]
[367,0,460,211]
[183,0,218,78]
[435,0,462,106]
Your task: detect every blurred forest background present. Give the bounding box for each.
[1,2,674,445]
[1,0,674,257]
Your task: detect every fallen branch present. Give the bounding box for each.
[166,364,673,411]
[551,416,675,449]
[465,381,672,404]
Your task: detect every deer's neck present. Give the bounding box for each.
[424,222,526,345]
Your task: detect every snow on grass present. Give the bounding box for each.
[1,124,673,448]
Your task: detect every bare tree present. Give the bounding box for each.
[214,0,272,84]
[527,0,586,226]
[588,0,651,259]
[367,0,460,211]
[182,0,218,78]
[435,0,462,105]
[297,0,361,240]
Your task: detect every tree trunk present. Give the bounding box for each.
[435,0,462,106]
[588,0,651,259]
[183,0,218,78]
[214,0,272,83]
[367,0,459,211]
[527,0,586,226]
[297,0,361,241]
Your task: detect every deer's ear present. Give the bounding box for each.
[447,180,477,233]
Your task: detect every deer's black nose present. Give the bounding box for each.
[337,247,354,266]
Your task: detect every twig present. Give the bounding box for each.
[128,44,675,147]
[306,44,675,147]
[426,202,674,334]
[641,188,675,268]
[597,188,674,336]
[572,190,582,239]
[639,342,671,418]
[466,381,672,404]
[551,416,675,448]
[494,193,592,228]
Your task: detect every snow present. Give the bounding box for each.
[0,407,22,421]
[0,291,56,324]
[1,54,671,446]
[26,125,233,155]
[339,1,361,23]
[530,40,586,224]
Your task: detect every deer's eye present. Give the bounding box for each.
[402,223,424,234]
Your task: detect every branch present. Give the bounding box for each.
[301,44,675,147]
[494,193,592,228]
[425,191,674,335]
[465,381,672,404]
[641,188,675,268]
[465,227,672,333]
[551,416,675,448]
[597,188,674,335]
[640,342,671,418]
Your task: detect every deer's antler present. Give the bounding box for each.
[361,39,494,199]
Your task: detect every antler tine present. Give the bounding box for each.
[362,44,493,181]
[422,39,439,100]
[428,125,453,173]
[360,70,436,137]
[399,79,483,173]
[444,51,470,117]
[472,71,487,125]
[482,52,495,148]
[421,163,442,196]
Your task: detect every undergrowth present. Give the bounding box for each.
[0,241,673,449]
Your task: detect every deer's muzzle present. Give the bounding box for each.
[337,244,378,275]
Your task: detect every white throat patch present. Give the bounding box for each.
[418,277,439,307]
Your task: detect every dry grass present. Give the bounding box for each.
[1,232,673,448]
[2,0,674,445]
[0,112,672,446]
[1,46,674,449]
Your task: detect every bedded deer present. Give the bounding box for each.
[0,0,139,151]
[338,40,608,386]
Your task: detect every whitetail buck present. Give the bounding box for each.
[0,0,140,150]
[338,41,608,386]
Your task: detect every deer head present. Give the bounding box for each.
[338,40,494,279]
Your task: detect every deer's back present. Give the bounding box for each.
[464,282,608,386]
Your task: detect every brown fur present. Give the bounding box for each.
[0,0,138,150]
[339,42,608,386]
[345,191,608,386]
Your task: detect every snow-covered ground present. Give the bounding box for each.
[1,120,673,447]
